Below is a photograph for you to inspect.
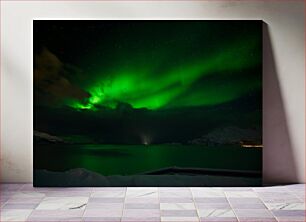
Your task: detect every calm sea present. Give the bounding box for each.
[34,144,262,176]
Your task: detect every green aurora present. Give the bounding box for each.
[51,21,263,111]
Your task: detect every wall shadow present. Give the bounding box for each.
[262,23,298,185]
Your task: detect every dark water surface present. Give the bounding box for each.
[34,144,262,176]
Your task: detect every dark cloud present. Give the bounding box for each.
[34,47,89,106]
[35,92,261,145]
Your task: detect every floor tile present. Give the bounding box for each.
[225,191,258,198]
[159,190,192,198]
[1,196,10,205]
[20,184,51,192]
[0,209,32,221]
[125,203,159,209]
[127,187,157,191]
[2,203,39,209]
[161,210,198,217]
[11,191,45,199]
[160,197,194,203]
[83,217,121,222]
[125,198,159,203]
[230,202,266,209]
[86,202,123,209]
[160,203,196,210]
[195,197,228,203]
[1,184,24,191]
[83,209,123,217]
[196,203,231,209]
[91,190,125,198]
[291,191,305,201]
[27,217,83,221]
[122,209,160,217]
[276,218,306,222]
[41,187,91,191]
[286,184,305,190]
[91,187,126,192]
[234,209,274,218]
[1,202,7,208]
[159,188,190,192]
[126,188,158,198]
[296,195,305,201]
[257,192,300,203]
[227,198,262,204]
[253,186,289,193]
[191,188,225,197]
[7,197,44,204]
[200,217,238,222]
[161,217,199,222]
[198,209,235,217]
[122,217,161,221]
[89,197,124,203]
[272,209,305,217]
[261,197,302,204]
[222,187,252,191]
[36,196,88,210]
[237,218,277,222]
[1,183,305,222]
[29,209,84,218]
[44,191,91,197]
[265,202,305,210]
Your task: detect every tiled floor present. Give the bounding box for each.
[0,184,304,222]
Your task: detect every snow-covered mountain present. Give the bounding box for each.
[188,126,261,146]
[34,130,65,144]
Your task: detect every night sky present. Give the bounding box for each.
[34,20,262,145]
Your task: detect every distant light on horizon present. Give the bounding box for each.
[141,134,152,146]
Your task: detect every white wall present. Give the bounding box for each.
[1,1,304,184]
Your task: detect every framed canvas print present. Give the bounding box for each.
[34,20,262,187]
